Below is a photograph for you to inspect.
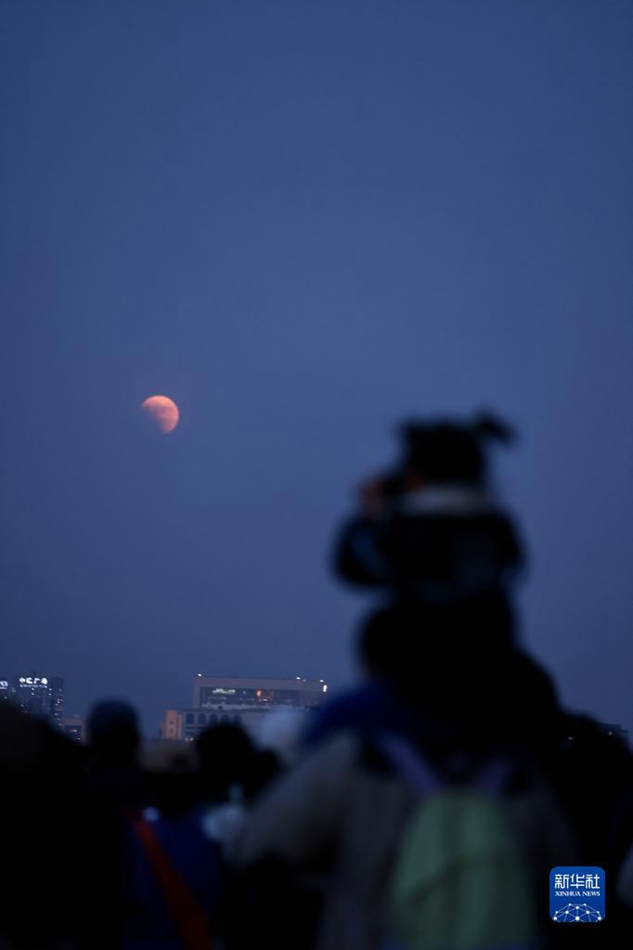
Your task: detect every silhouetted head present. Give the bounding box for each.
[398,411,515,489]
[356,603,559,752]
[195,723,254,800]
[356,596,516,683]
[86,699,140,765]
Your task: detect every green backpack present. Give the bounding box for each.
[378,733,539,950]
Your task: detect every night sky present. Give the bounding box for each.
[1,2,632,734]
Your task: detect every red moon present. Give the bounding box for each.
[141,395,180,434]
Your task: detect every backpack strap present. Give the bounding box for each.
[132,814,214,950]
[375,732,444,796]
[474,757,513,795]
[376,731,512,798]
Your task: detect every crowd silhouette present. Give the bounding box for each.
[1,412,632,950]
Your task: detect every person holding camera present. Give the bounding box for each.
[333,412,524,641]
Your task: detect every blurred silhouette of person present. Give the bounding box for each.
[122,781,223,950]
[85,699,143,800]
[234,598,633,949]
[334,412,523,642]
[193,722,314,950]
[196,723,253,803]
[80,700,145,950]
[195,723,254,860]
[0,703,85,949]
[193,722,282,856]
[323,411,531,762]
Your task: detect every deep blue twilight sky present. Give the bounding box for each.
[1,2,632,734]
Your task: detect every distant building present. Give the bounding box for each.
[160,675,327,742]
[194,675,326,711]
[63,716,85,743]
[603,723,629,746]
[9,676,65,728]
[161,709,184,741]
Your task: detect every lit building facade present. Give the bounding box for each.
[161,675,327,742]
[1,676,65,728]
[161,709,185,741]
[63,716,85,742]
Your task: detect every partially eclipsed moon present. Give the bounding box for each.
[141,395,180,434]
